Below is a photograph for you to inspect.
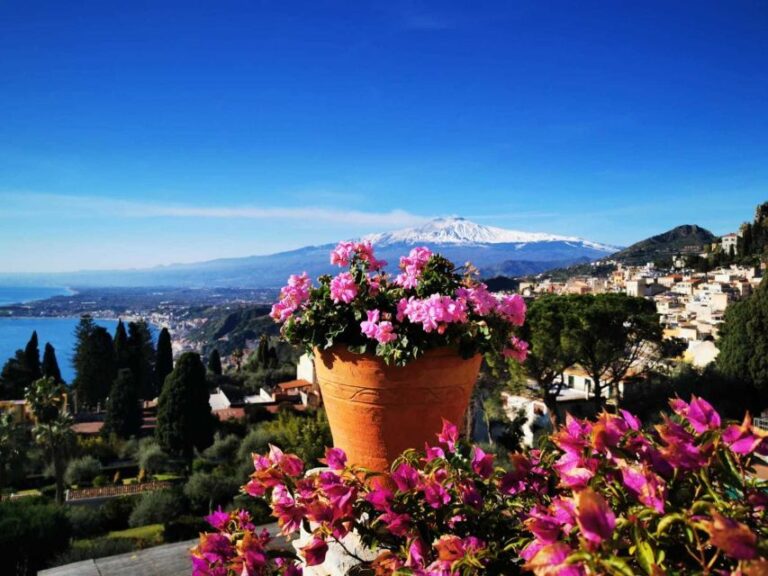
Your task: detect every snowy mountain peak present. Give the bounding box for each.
[363,217,618,252]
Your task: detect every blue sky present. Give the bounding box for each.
[1,1,766,272]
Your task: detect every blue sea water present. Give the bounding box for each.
[0,286,73,306]
[0,316,120,384]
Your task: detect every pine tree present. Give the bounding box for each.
[154,328,173,391]
[127,321,156,400]
[103,369,142,439]
[73,326,117,410]
[155,353,214,461]
[114,320,130,370]
[23,331,42,380]
[42,343,63,384]
[207,349,222,376]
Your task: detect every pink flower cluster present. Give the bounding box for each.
[329,272,357,304]
[330,240,386,271]
[360,309,397,344]
[395,246,433,288]
[270,273,312,322]
[194,397,768,575]
[503,336,529,362]
[396,294,468,334]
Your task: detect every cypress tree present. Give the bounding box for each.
[23,331,42,380]
[154,328,173,391]
[207,349,222,376]
[0,350,33,399]
[257,335,268,368]
[103,369,142,439]
[72,315,96,400]
[127,321,156,400]
[42,343,63,384]
[73,326,116,410]
[114,320,130,370]
[155,352,214,461]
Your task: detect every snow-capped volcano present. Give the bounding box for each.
[364,217,619,251]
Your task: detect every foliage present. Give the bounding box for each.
[155,352,215,460]
[128,488,188,528]
[195,397,768,575]
[103,368,143,439]
[25,377,74,504]
[67,504,107,538]
[73,318,117,409]
[52,537,135,566]
[164,515,210,542]
[23,331,41,381]
[184,471,242,513]
[0,497,71,576]
[0,331,44,399]
[202,433,241,464]
[259,408,332,466]
[41,342,63,383]
[273,242,528,367]
[101,495,141,531]
[208,348,223,375]
[128,320,157,399]
[64,455,101,487]
[138,441,171,474]
[155,326,174,391]
[718,278,768,389]
[0,410,28,492]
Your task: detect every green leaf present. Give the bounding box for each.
[599,557,635,576]
[636,540,655,575]
[655,513,687,537]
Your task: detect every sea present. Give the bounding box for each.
[0,287,118,384]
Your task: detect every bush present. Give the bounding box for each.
[0,497,71,575]
[64,456,102,487]
[202,434,241,464]
[164,515,209,543]
[184,471,241,513]
[93,474,109,487]
[51,537,134,566]
[128,489,187,528]
[138,442,170,474]
[76,434,119,462]
[237,427,279,464]
[101,495,140,531]
[67,505,106,538]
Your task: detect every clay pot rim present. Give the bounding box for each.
[313,344,480,365]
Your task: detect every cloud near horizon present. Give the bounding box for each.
[0,192,431,228]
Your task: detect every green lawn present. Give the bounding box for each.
[108,523,164,543]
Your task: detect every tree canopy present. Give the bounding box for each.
[154,327,173,391]
[103,368,142,439]
[155,352,214,461]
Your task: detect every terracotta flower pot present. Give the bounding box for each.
[314,346,482,472]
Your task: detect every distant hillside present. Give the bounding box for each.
[189,305,278,356]
[608,225,716,265]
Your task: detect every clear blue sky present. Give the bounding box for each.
[1,1,766,272]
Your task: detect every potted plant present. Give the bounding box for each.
[270,241,528,471]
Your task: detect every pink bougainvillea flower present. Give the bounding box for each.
[670,395,721,434]
[590,412,628,452]
[438,418,460,452]
[406,537,429,568]
[552,414,592,455]
[656,417,711,471]
[619,409,642,431]
[471,445,495,478]
[619,462,666,513]
[329,271,358,304]
[378,510,412,537]
[321,447,347,470]
[503,336,529,362]
[497,293,526,326]
[723,413,768,456]
[553,451,596,489]
[365,484,394,511]
[392,462,420,492]
[423,476,452,509]
[271,485,306,535]
[423,443,446,462]
[525,506,562,543]
[704,511,758,560]
[301,536,329,566]
[204,506,230,531]
[575,488,616,545]
[523,542,584,576]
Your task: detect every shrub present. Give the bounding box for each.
[193,397,768,575]
[51,537,134,566]
[183,471,240,513]
[101,495,140,531]
[93,474,109,487]
[201,434,241,464]
[128,489,187,528]
[137,442,170,474]
[0,497,71,575]
[67,505,106,538]
[64,455,102,487]
[164,515,209,543]
[237,427,278,464]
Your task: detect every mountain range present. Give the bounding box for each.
[0,218,621,288]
